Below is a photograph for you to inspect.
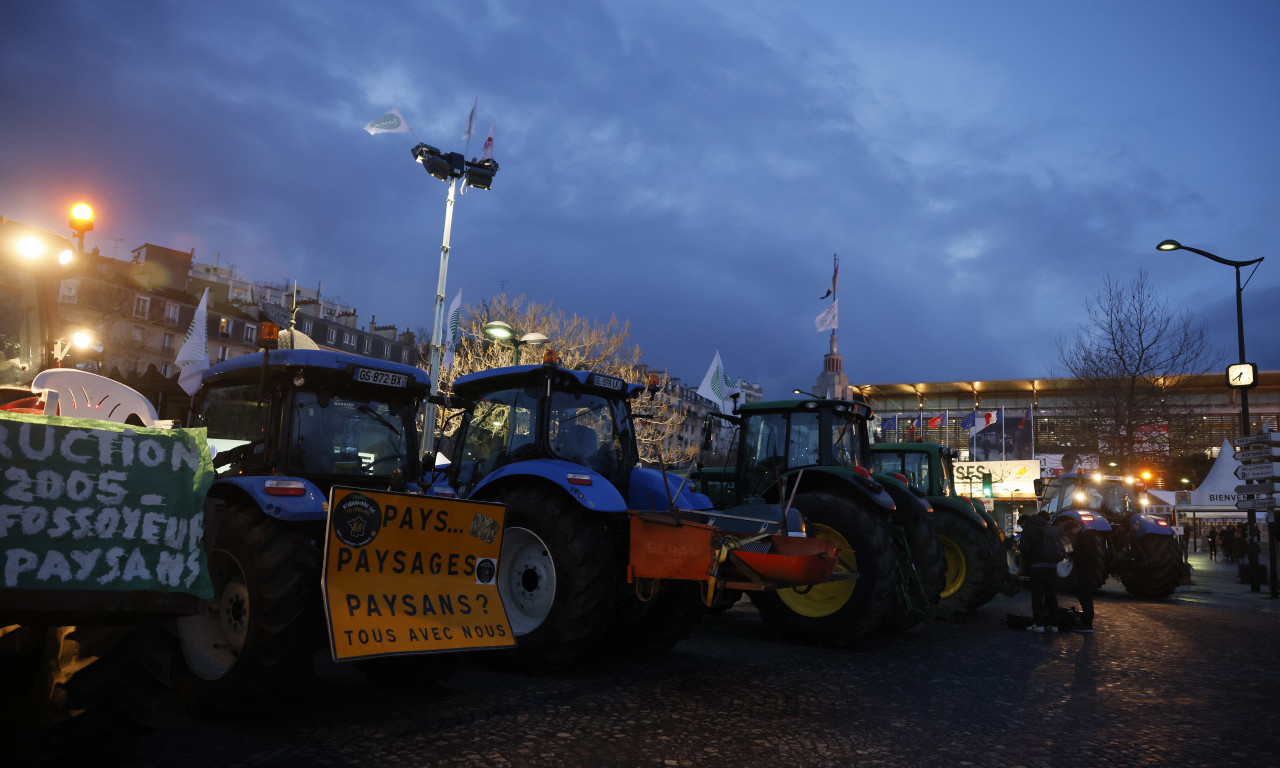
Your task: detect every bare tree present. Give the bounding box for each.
[435,294,693,466]
[1057,269,1217,469]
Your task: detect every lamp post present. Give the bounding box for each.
[411,143,500,458]
[1157,238,1267,593]
[69,202,93,256]
[482,320,547,365]
[1156,239,1263,436]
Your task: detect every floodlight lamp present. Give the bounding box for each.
[483,320,514,340]
[463,159,499,190]
[69,203,94,234]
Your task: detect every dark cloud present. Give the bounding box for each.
[2,0,1277,397]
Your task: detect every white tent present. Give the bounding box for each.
[1148,439,1252,524]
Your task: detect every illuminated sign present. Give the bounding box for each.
[322,488,514,661]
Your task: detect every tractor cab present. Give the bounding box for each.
[1045,472,1147,524]
[446,363,641,499]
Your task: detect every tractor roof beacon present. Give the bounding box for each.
[434,362,840,672]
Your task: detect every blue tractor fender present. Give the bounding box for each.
[470,458,628,513]
[1128,512,1176,537]
[209,476,328,522]
[628,466,714,512]
[1053,509,1114,533]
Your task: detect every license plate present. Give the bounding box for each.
[355,368,408,388]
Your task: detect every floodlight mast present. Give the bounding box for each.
[412,142,497,459]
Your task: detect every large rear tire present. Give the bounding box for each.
[932,509,999,614]
[750,491,896,645]
[1054,519,1108,593]
[489,486,619,673]
[881,502,946,632]
[171,500,320,718]
[1121,534,1182,599]
[1,623,162,767]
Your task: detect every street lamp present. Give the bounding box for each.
[1156,239,1264,436]
[410,142,500,458]
[482,320,547,365]
[69,202,93,255]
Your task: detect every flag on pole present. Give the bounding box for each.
[462,96,478,140]
[820,255,839,299]
[363,108,411,135]
[815,298,838,332]
[442,289,462,372]
[961,411,977,430]
[480,122,495,161]
[928,412,948,429]
[175,288,210,396]
[697,351,740,412]
[881,414,898,431]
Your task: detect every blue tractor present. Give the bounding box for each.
[1035,471,1185,599]
[433,361,839,672]
[171,343,433,715]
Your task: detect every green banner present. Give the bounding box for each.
[1,411,214,598]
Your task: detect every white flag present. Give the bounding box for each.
[443,289,462,372]
[815,298,838,332]
[175,288,210,396]
[697,351,740,411]
[462,96,477,140]
[480,122,495,161]
[363,107,411,135]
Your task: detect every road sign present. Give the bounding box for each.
[1233,432,1280,448]
[1236,446,1280,461]
[1235,463,1279,481]
[1237,482,1280,495]
[1236,496,1277,510]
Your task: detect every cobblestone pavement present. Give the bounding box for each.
[133,556,1280,768]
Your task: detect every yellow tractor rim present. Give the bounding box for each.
[777,522,857,618]
[939,535,967,598]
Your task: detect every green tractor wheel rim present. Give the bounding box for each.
[938,535,967,599]
[776,522,857,618]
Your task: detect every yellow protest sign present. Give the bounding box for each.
[321,487,514,661]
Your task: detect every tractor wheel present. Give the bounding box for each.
[704,588,743,615]
[1,623,163,766]
[611,581,705,652]
[488,485,619,673]
[881,503,946,632]
[931,509,1000,614]
[172,500,320,718]
[1121,535,1182,599]
[1054,519,1108,594]
[750,491,896,645]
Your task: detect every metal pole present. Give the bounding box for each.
[421,176,458,460]
[1233,264,1263,592]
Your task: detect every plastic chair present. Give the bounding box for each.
[31,369,161,427]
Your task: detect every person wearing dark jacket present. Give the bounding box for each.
[1019,511,1064,632]
[1072,529,1099,633]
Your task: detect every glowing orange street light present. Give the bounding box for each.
[69,202,94,254]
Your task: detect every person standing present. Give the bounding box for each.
[1073,529,1099,633]
[1207,528,1218,561]
[1020,511,1064,632]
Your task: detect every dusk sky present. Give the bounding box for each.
[4,1,1278,399]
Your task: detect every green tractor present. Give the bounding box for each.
[693,394,945,644]
[869,443,1017,614]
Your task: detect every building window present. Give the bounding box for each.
[383,343,390,358]
[362,337,370,354]
[219,318,231,337]
[130,326,145,343]
[218,345,229,362]
[165,302,180,326]
[133,295,150,318]
[159,362,170,376]
[327,328,337,345]
[244,325,257,344]
[401,349,408,363]
[343,331,355,347]
[301,319,313,335]
[162,333,174,353]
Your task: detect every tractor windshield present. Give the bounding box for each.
[1056,478,1136,518]
[548,389,630,479]
[454,385,540,496]
[287,392,411,478]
